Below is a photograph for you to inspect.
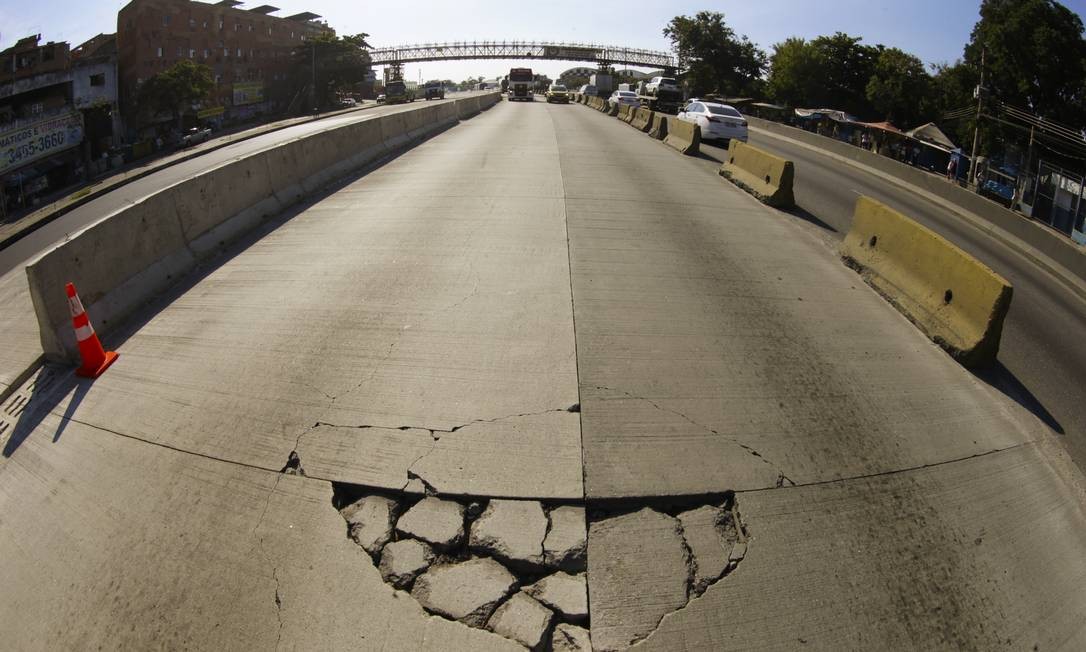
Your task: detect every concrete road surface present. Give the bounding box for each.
[0,99,1084,650]
[0,96,476,398]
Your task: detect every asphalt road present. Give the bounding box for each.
[0,99,1083,649]
[701,131,1086,467]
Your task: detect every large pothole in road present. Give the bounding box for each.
[330,483,747,651]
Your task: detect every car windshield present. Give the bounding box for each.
[618,91,636,97]
[660,78,677,85]
[551,86,567,91]
[707,105,743,117]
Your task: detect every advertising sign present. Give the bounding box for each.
[232,81,265,107]
[544,46,597,61]
[197,105,226,119]
[0,111,84,175]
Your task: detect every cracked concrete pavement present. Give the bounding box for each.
[1,99,1086,649]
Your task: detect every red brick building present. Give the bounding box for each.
[117,0,330,133]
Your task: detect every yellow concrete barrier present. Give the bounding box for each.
[718,140,795,208]
[648,113,668,140]
[663,117,700,155]
[597,98,609,112]
[631,107,654,132]
[841,196,1013,367]
[609,101,621,117]
[616,104,632,120]
[621,105,637,124]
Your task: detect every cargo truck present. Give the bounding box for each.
[508,68,534,101]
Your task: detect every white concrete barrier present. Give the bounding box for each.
[27,92,501,361]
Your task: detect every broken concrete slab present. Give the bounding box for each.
[677,505,733,594]
[379,538,434,590]
[411,558,517,627]
[396,497,465,548]
[587,508,690,651]
[342,494,398,556]
[543,505,587,572]
[524,572,588,623]
[551,623,592,652]
[487,591,554,650]
[469,499,548,568]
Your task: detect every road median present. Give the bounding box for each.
[841,195,1013,367]
[663,117,701,155]
[718,140,795,208]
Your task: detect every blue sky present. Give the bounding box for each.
[3,0,1086,82]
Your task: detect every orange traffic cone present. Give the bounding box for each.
[66,282,118,378]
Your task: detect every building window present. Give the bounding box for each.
[157,47,163,57]
[236,48,242,57]
[189,49,196,58]
[218,20,224,30]
[290,31,294,39]
[203,49,209,58]
[177,46,183,56]
[203,20,208,28]
[234,23,240,31]
[267,26,272,35]
[189,18,195,28]
[163,15,171,26]
[90,73,105,86]
[248,23,253,32]
[223,48,229,57]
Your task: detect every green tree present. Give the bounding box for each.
[965,0,1086,126]
[766,37,823,107]
[808,32,878,116]
[137,59,214,129]
[292,33,373,111]
[926,60,977,144]
[865,47,931,126]
[663,11,767,97]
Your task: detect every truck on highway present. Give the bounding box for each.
[637,76,683,115]
[385,79,415,104]
[423,81,445,100]
[508,68,533,101]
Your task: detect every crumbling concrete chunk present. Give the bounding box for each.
[396,497,465,548]
[342,494,397,555]
[524,572,588,622]
[378,538,434,590]
[543,505,587,572]
[411,558,517,627]
[551,623,592,652]
[587,507,690,651]
[487,591,554,650]
[677,505,732,594]
[469,499,548,568]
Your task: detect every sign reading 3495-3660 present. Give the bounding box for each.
[0,111,84,174]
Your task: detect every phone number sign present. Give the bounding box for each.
[0,112,84,175]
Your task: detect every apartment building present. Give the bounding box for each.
[117,0,330,131]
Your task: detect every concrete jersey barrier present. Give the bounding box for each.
[621,105,637,124]
[648,113,668,140]
[616,104,632,120]
[631,107,654,132]
[26,93,501,361]
[718,140,796,208]
[664,116,701,155]
[608,102,621,117]
[841,195,1013,367]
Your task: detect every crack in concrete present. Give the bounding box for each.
[592,385,795,485]
[314,405,578,438]
[272,567,284,650]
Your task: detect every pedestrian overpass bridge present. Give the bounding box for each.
[368,41,676,72]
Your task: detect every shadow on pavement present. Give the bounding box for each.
[972,360,1065,435]
[783,205,839,233]
[2,366,88,458]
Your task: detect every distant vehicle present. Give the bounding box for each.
[637,77,683,115]
[618,83,636,93]
[181,127,212,147]
[608,90,639,109]
[677,102,749,144]
[424,81,445,100]
[545,84,569,104]
[579,84,597,97]
[376,93,386,104]
[508,68,534,101]
[340,97,358,107]
[644,76,679,96]
[385,80,415,105]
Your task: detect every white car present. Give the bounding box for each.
[608,90,639,109]
[644,76,679,96]
[678,101,749,144]
[579,84,597,97]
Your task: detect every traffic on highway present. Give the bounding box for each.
[1,1,1085,650]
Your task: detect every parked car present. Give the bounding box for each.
[677,102,749,144]
[340,97,358,107]
[608,90,639,109]
[376,94,387,104]
[181,127,212,147]
[579,84,597,97]
[644,76,679,97]
[546,84,570,103]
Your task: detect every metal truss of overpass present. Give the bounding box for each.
[368,41,677,72]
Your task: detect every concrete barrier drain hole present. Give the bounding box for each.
[944,289,954,304]
[764,175,772,184]
[331,484,589,650]
[868,235,878,248]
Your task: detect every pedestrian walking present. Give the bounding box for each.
[947,154,958,181]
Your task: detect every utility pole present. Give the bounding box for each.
[968,48,985,188]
